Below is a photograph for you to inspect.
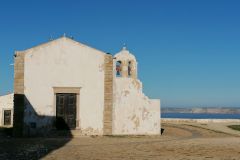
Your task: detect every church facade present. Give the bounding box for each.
[13,37,160,136]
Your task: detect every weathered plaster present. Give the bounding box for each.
[12,37,160,136]
[113,78,160,135]
[112,48,160,135]
[0,93,14,127]
[22,37,106,135]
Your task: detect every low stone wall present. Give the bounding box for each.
[162,118,240,123]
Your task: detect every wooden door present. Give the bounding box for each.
[56,93,76,130]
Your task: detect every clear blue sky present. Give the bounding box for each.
[1,0,240,107]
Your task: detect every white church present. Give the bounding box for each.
[1,36,160,136]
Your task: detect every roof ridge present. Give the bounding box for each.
[16,36,108,56]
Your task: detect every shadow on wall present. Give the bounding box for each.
[0,94,73,160]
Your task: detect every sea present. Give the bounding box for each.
[161,113,240,119]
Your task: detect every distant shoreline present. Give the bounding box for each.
[162,118,240,123]
[162,107,240,114]
[161,112,240,119]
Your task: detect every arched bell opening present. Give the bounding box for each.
[116,61,122,77]
[128,61,132,77]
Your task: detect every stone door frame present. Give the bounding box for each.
[53,87,80,129]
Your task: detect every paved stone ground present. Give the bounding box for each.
[0,123,240,160]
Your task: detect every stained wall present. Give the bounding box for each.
[0,93,14,127]
[22,37,106,135]
[112,48,161,135]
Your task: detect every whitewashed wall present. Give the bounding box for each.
[0,93,13,127]
[113,78,160,135]
[23,37,106,135]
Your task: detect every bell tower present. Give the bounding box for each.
[112,46,160,135]
[114,46,137,79]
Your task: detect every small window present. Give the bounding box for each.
[116,61,122,76]
[4,110,11,126]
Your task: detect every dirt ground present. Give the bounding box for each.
[0,123,240,160]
